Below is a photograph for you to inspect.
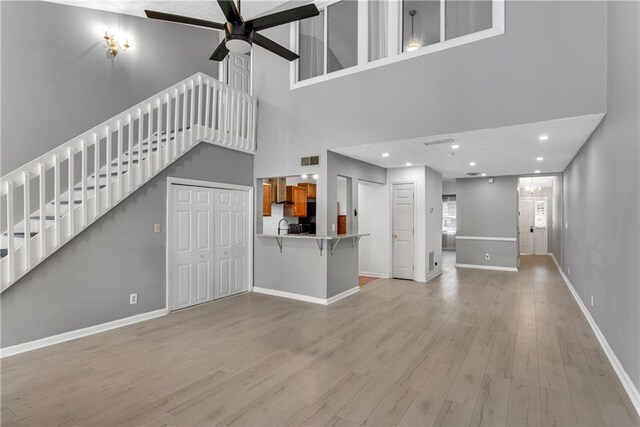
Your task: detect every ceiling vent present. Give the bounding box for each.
[301,155,320,167]
[466,172,481,176]
[423,138,455,147]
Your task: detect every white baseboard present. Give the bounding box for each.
[326,287,359,304]
[358,271,389,279]
[425,269,443,283]
[551,257,640,417]
[252,286,359,305]
[455,263,518,272]
[0,308,169,359]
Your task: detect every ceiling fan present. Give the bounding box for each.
[145,0,319,62]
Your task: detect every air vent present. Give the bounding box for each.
[423,138,455,147]
[301,155,320,167]
[466,172,481,176]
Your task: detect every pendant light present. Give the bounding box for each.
[407,10,420,52]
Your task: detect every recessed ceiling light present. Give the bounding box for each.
[313,174,319,180]
[535,170,541,174]
[452,144,460,149]
[539,135,549,141]
[536,156,544,161]
[469,162,476,166]
[406,162,412,166]
[382,152,390,157]
[481,173,487,177]
[301,174,308,179]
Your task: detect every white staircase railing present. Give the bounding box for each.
[0,72,257,292]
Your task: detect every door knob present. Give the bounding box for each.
[392,234,397,239]
[530,226,534,233]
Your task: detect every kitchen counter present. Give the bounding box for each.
[257,233,369,255]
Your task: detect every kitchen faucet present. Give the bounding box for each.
[277,218,289,236]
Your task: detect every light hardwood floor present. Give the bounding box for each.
[2,254,638,426]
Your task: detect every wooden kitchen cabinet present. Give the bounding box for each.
[298,183,317,199]
[262,183,272,217]
[284,186,307,217]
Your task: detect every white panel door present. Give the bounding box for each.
[519,198,534,255]
[170,185,215,310]
[392,183,415,280]
[226,53,251,93]
[214,189,249,298]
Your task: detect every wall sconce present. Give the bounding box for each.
[103,30,130,57]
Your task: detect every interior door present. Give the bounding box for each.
[392,183,415,280]
[226,53,251,93]
[170,185,215,310]
[518,198,534,254]
[215,189,249,298]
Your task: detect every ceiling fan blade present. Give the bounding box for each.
[252,33,299,61]
[209,41,230,61]
[145,10,225,30]
[217,0,241,23]
[248,4,320,32]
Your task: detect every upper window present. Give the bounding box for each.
[291,0,504,88]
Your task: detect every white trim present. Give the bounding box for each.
[252,286,359,305]
[0,309,168,358]
[456,236,517,242]
[550,255,640,417]
[290,0,505,90]
[358,271,389,279]
[327,286,360,304]
[455,263,518,272]
[166,177,254,312]
[425,269,443,283]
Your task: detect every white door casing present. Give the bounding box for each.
[214,189,249,299]
[170,185,215,310]
[392,183,415,280]
[519,198,534,255]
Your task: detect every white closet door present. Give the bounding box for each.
[392,183,415,280]
[170,185,215,310]
[214,189,249,299]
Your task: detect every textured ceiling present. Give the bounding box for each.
[44,0,293,23]
[334,114,604,179]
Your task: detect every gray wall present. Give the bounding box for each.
[252,1,606,178]
[562,0,640,390]
[456,176,518,268]
[1,1,220,174]
[1,144,253,348]
[550,175,563,264]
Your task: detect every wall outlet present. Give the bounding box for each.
[332,223,336,232]
[154,224,161,233]
[485,253,491,261]
[565,221,569,230]
[590,295,594,307]
[130,293,138,305]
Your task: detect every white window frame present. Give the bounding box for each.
[290,0,505,90]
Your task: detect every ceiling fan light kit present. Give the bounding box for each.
[145,0,319,62]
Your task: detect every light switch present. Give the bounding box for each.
[154,224,161,233]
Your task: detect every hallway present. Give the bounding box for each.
[2,256,638,426]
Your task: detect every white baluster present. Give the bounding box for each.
[197,75,203,141]
[156,98,162,172]
[211,83,219,143]
[116,120,123,201]
[39,163,47,259]
[181,84,187,153]
[81,140,88,228]
[67,146,75,236]
[189,80,195,148]
[6,181,15,283]
[93,133,100,219]
[54,154,61,247]
[235,93,241,148]
[23,172,31,270]
[137,108,143,188]
[147,103,153,180]
[165,93,171,166]
[173,88,179,159]
[204,78,211,141]
[127,114,133,194]
[105,126,112,208]
[241,95,247,150]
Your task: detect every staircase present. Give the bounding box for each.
[0,72,257,292]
